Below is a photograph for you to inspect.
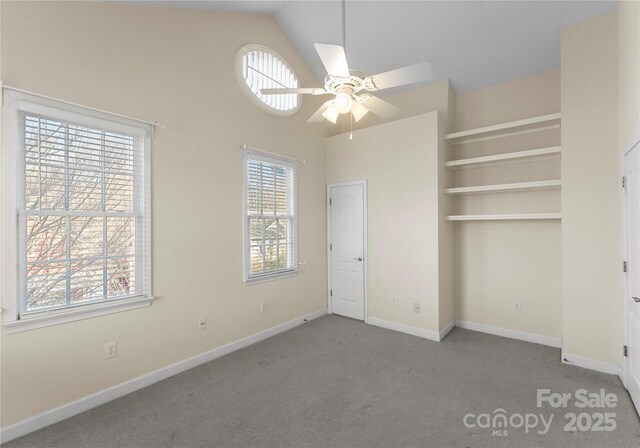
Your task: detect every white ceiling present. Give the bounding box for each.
[122,0,618,94]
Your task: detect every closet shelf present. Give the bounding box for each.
[446,180,561,195]
[446,213,562,221]
[445,146,561,170]
[445,113,561,146]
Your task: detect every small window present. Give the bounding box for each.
[235,44,300,115]
[243,149,297,283]
[2,89,152,327]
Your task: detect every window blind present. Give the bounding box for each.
[242,48,299,112]
[19,111,150,315]
[244,151,297,279]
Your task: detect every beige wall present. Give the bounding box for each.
[326,111,450,333]
[0,1,328,426]
[561,11,621,364]
[619,0,640,153]
[451,70,562,339]
[453,70,561,131]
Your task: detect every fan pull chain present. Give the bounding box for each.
[349,112,353,141]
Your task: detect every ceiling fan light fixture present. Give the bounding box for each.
[322,105,340,123]
[334,92,353,114]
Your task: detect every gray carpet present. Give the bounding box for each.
[4,315,640,448]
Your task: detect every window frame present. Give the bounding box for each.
[234,44,302,117]
[242,148,298,285]
[1,89,153,332]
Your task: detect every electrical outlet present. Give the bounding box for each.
[260,301,268,313]
[392,296,398,305]
[513,302,522,312]
[199,317,207,330]
[105,342,117,359]
[413,303,421,313]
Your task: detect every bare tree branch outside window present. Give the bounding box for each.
[22,115,139,312]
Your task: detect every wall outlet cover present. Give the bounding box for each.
[104,342,117,359]
[513,302,522,312]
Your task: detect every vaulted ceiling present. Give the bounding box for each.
[122,1,618,94]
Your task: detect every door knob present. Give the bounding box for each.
[633,297,640,303]
[353,257,363,261]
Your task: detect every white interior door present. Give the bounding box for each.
[623,142,640,417]
[329,182,365,321]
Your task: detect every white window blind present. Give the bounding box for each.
[243,150,297,281]
[239,45,299,113]
[14,100,151,316]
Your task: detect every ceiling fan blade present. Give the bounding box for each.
[261,88,328,95]
[314,43,350,78]
[360,95,399,119]
[351,102,369,122]
[364,62,433,91]
[322,106,339,124]
[307,100,334,123]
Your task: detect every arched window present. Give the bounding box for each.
[235,44,300,115]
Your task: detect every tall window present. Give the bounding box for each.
[243,149,297,283]
[2,90,152,326]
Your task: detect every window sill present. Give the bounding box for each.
[2,296,155,334]
[244,270,298,286]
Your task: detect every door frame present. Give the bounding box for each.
[622,140,640,390]
[327,180,368,322]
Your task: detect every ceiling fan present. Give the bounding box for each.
[261,43,433,124]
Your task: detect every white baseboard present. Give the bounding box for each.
[561,353,620,376]
[439,320,455,341]
[618,365,626,386]
[0,309,327,444]
[368,318,621,379]
[366,317,442,342]
[455,320,562,348]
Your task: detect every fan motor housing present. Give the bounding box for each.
[324,69,364,94]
